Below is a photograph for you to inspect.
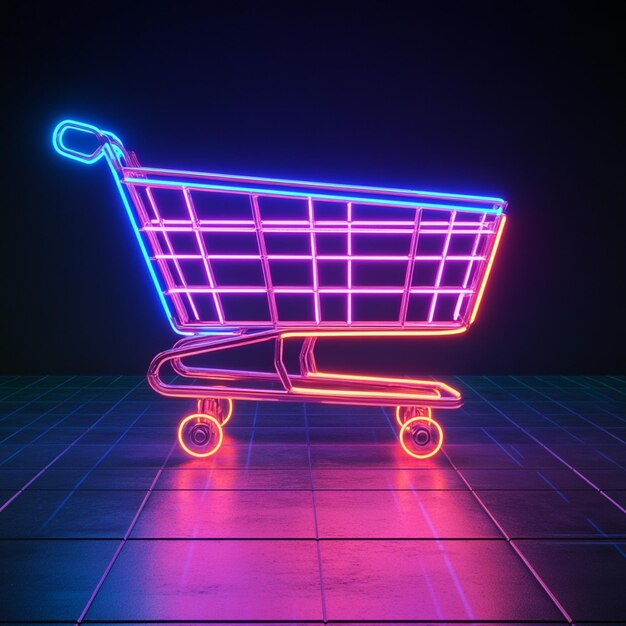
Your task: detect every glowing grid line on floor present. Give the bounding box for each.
[0,376,625,623]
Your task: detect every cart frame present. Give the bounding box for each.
[53,119,507,459]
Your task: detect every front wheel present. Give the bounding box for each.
[178,413,224,457]
[399,414,443,459]
[395,405,431,427]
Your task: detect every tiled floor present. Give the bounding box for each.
[0,375,624,624]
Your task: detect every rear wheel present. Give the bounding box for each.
[399,414,443,459]
[197,398,233,426]
[178,413,224,457]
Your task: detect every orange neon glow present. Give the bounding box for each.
[399,415,443,459]
[469,215,506,325]
[309,371,460,400]
[395,405,432,427]
[56,120,508,464]
[282,327,468,340]
[177,413,224,458]
[221,398,234,425]
[196,398,233,426]
[291,386,442,401]
[311,370,439,388]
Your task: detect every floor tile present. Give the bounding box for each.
[514,540,626,621]
[308,426,396,444]
[578,467,626,489]
[96,443,173,468]
[245,426,309,443]
[310,443,452,468]
[114,426,177,445]
[476,489,626,539]
[445,443,564,469]
[166,443,311,469]
[530,426,624,446]
[49,444,131,468]
[320,539,563,621]
[312,467,466,490]
[1,375,625,622]
[0,489,145,538]
[459,467,592,490]
[441,427,495,444]
[86,539,323,621]
[325,623,566,626]
[315,490,499,538]
[26,467,158,490]
[0,468,38,490]
[0,444,67,469]
[255,411,306,427]
[90,623,297,626]
[132,489,315,538]
[0,427,86,445]
[0,539,118,621]
[549,443,626,470]
[604,490,626,509]
[155,467,312,490]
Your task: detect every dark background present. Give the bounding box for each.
[3,1,624,375]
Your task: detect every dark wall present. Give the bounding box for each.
[3,2,624,375]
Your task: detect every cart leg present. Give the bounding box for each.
[178,413,224,457]
[197,398,234,426]
[395,405,431,427]
[398,413,443,459]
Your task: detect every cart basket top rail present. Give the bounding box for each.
[53,119,507,336]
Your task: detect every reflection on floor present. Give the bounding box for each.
[0,375,624,624]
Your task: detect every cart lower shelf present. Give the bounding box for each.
[148,331,459,460]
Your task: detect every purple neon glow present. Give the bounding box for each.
[127,183,504,331]
[54,119,509,464]
[52,120,506,333]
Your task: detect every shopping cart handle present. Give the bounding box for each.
[52,119,122,165]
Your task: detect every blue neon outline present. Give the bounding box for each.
[53,119,207,336]
[103,147,193,336]
[123,177,503,215]
[106,146,235,336]
[132,167,506,205]
[108,153,238,336]
[52,119,107,165]
[53,118,507,335]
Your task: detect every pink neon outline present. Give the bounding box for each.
[145,187,201,322]
[399,208,420,324]
[347,201,353,324]
[308,198,321,324]
[122,163,505,206]
[469,215,507,324]
[453,212,487,321]
[291,386,442,402]
[182,188,225,324]
[251,194,278,323]
[428,211,456,323]
[55,120,507,462]
[129,196,504,331]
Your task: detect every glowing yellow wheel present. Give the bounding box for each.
[197,398,233,426]
[178,413,223,458]
[395,405,432,427]
[399,414,443,459]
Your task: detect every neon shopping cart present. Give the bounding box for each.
[53,120,507,459]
